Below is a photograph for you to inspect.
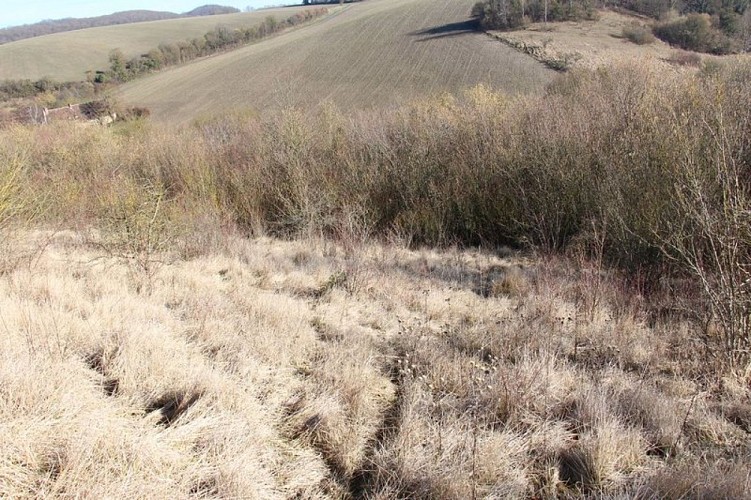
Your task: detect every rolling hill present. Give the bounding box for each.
[0,10,180,45]
[0,6,243,45]
[0,7,316,82]
[117,0,555,123]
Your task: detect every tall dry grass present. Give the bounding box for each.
[1,58,750,361]
[1,231,749,498]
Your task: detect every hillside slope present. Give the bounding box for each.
[117,0,555,123]
[2,228,749,497]
[0,10,179,45]
[0,7,314,82]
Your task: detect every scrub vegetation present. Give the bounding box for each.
[472,0,751,54]
[1,0,751,497]
[1,56,751,498]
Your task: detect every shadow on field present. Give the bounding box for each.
[410,19,478,41]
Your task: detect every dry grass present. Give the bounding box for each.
[489,10,682,71]
[0,7,321,82]
[2,57,751,496]
[116,0,554,124]
[1,230,749,498]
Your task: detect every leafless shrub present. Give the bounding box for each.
[622,22,657,45]
[92,178,175,293]
[666,49,702,66]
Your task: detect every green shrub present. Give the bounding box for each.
[719,8,743,36]
[625,0,671,19]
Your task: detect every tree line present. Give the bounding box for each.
[0,11,179,45]
[96,8,328,84]
[472,0,750,53]
[0,7,329,106]
[471,0,597,30]
[0,78,92,102]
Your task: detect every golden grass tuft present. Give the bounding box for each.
[2,57,751,496]
[1,231,750,497]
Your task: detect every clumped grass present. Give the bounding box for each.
[666,49,703,66]
[0,230,749,497]
[622,22,656,44]
[0,150,23,229]
[1,58,751,497]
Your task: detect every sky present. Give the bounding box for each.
[0,0,296,28]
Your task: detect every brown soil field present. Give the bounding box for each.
[116,0,555,123]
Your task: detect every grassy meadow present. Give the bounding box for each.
[0,6,319,82]
[116,0,555,123]
[489,10,751,72]
[1,54,751,497]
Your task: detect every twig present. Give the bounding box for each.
[673,392,698,454]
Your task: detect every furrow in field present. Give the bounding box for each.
[117,0,555,123]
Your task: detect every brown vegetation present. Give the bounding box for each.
[7,59,751,358]
[1,58,751,496]
[487,11,676,71]
[0,229,749,497]
[622,22,657,44]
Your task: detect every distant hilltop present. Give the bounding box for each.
[302,0,364,4]
[0,5,242,45]
[184,5,242,17]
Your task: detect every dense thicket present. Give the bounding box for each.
[3,61,750,359]
[471,0,598,30]
[613,0,748,19]
[653,12,739,53]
